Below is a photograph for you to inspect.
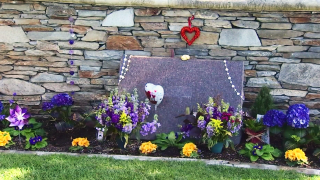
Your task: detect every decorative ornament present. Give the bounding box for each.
[118,54,132,85]
[180,15,201,46]
[69,16,76,92]
[181,55,190,61]
[145,83,164,110]
[223,60,245,101]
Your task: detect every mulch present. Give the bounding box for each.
[1,121,320,169]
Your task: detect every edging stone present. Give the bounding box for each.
[0,150,319,175]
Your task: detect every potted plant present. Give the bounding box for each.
[93,88,160,149]
[243,118,266,144]
[250,86,274,144]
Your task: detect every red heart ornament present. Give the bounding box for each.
[180,26,201,46]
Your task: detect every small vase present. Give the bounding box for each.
[230,129,243,146]
[116,136,126,149]
[211,142,224,153]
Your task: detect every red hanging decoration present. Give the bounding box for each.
[180,15,201,46]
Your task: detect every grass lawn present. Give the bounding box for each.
[0,154,319,180]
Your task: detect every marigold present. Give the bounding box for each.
[182,143,197,157]
[0,131,11,146]
[139,141,157,155]
[72,137,90,147]
[285,148,308,162]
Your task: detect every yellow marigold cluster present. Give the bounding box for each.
[285,148,308,162]
[72,137,90,147]
[139,141,157,155]
[182,143,198,157]
[0,131,11,146]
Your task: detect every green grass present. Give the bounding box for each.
[0,154,319,180]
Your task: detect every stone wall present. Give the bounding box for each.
[0,1,319,118]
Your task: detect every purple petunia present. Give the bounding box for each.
[286,104,310,128]
[51,93,73,107]
[6,105,30,130]
[263,109,286,127]
[42,102,54,111]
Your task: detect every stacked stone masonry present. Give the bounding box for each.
[0,1,319,118]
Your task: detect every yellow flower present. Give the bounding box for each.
[181,55,190,61]
[140,141,157,155]
[120,112,129,124]
[0,131,11,146]
[182,143,197,157]
[72,137,90,147]
[285,148,308,163]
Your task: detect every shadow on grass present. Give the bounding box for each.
[0,154,318,180]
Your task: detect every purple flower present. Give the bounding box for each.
[70,81,74,85]
[51,93,73,107]
[36,136,42,142]
[42,102,54,111]
[13,93,17,96]
[140,120,161,136]
[70,71,75,75]
[69,40,74,45]
[71,92,75,95]
[263,109,286,127]
[111,114,120,124]
[206,125,214,138]
[286,104,309,128]
[69,50,74,55]
[180,124,193,138]
[68,17,74,22]
[0,101,3,113]
[0,115,5,121]
[122,123,133,134]
[197,120,206,130]
[6,105,30,130]
[29,137,37,145]
[228,106,234,113]
[70,60,74,65]
[221,112,232,121]
[9,99,14,105]
[252,150,257,155]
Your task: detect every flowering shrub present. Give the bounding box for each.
[94,88,160,148]
[285,148,308,166]
[263,110,286,127]
[41,93,75,126]
[139,141,157,155]
[0,131,14,147]
[181,143,199,158]
[286,104,309,128]
[70,137,90,152]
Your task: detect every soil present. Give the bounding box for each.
[2,121,320,170]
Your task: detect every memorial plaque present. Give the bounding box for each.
[119,56,244,140]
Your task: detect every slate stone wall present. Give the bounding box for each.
[0,1,319,118]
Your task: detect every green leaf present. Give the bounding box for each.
[286,160,297,167]
[263,145,274,153]
[284,140,298,150]
[299,138,307,145]
[25,143,31,150]
[32,123,42,129]
[271,148,282,158]
[176,134,183,142]
[261,153,274,161]
[313,148,320,157]
[238,149,247,155]
[256,149,263,156]
[245,143,254,150]
[167,131,176,141]
[34,129,46,136]
[160,146,168,151]
[269,126,282,134]
[35,141,48,149]
[67,106,72,116]
[28,118,37,124]
[295,129,307,138]
[250,155,259,162]
[124,134,129,148]
[283,128,295,139]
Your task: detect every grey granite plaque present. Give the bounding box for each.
[119,56,244,140]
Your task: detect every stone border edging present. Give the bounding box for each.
[0,150,319,176]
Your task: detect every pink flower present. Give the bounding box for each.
[6,105,30,130]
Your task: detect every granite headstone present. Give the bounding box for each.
[118,56,244,140]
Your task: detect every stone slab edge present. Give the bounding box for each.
[0,150,319,175]
[28,0,320,11]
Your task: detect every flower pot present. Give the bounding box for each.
[211,142,224,153]
[116,136,126,149]
[245,128,265,144]
[230,130,242,146]
[55,122,73,132]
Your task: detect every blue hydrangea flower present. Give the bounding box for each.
[42,102,54,111]
[0,101,3,113]
[51,93,73,107]
[263,109,286,127]
[286,104,309,128]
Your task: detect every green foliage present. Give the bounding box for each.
[152,131,187,150]
[250,86,274,118]
[69,146,84,152]
[243,119,265,132]
[283,126,307,150]
[25,137,48,150]
[238,143,282,162]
